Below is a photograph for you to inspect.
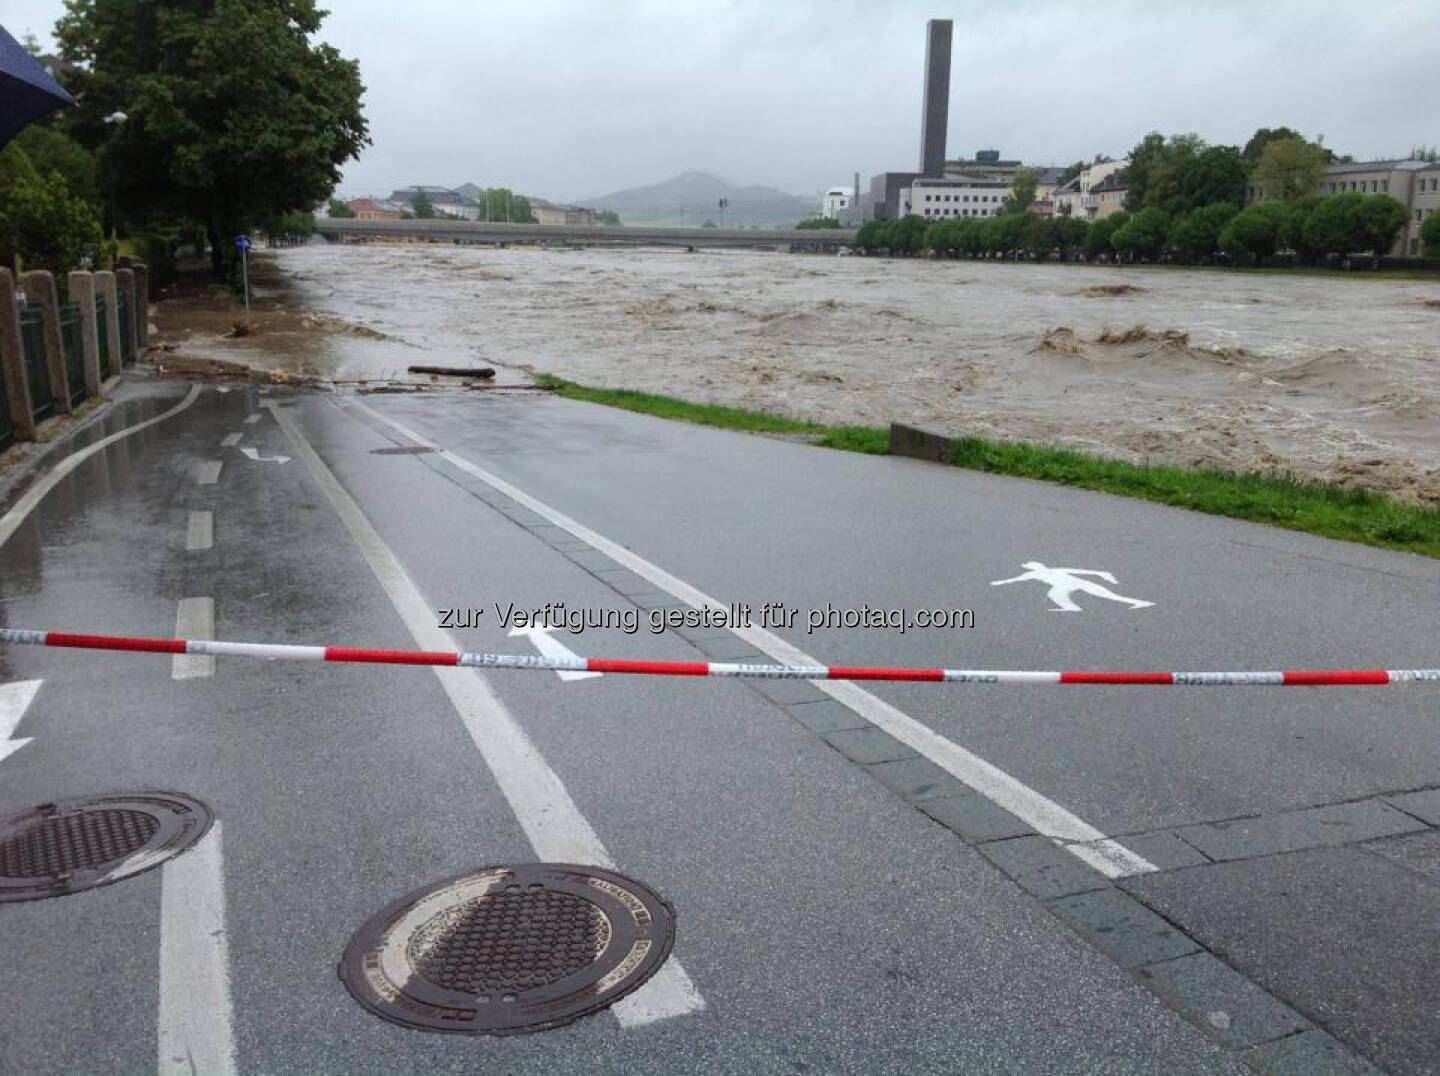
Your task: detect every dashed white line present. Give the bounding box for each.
[267,401,706,1028]
[158,822,235,1076]
[172,598,214,680]
[194,461,223,485]
[243,413,262,425]
[351,401,1158,879]
[220,433,242,448]
[185,511,213,551]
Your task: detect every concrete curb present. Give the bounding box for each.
[888,421,955,463]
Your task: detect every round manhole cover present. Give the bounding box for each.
[340,863,675,1035]
[0,793,213,902]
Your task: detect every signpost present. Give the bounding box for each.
[234,234,251,313]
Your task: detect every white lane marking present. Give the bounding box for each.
[172,598,215,680]
[220,432,242,448]
[194,461,223,485]
[186,511,213,551]
[267,402,705,1028]
[991,562,1154,613]
[239,447,290,464]
[243,413,262,425]
[0,386,201,552]
[159,823,235,1076]
[352,402,1158,879]
[0,680,41,764]
[508,625,602,682]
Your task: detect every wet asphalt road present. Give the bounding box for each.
[1,379,1437,1074]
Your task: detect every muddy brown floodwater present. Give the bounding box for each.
[203,243,1440,502]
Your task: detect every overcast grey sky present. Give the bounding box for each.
[5,0,1437,201]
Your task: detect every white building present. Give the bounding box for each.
[820,187,852,219]
[898,174,1013,219]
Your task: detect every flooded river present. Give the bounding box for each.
[187,242,1440,501]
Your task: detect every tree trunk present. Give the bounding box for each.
[207,218,224,277]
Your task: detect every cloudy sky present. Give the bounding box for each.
[6,0,1437,202]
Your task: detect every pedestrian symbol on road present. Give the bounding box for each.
[990,562,1154,612]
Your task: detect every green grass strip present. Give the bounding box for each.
[537,374,1440,557]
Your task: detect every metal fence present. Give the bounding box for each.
[59,302,87,406]
[18,303,55,422]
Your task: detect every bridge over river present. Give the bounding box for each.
[315,216,858,250]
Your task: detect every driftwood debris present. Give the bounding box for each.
[407,365,496,379]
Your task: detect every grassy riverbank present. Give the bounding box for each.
[536,375,1440,558]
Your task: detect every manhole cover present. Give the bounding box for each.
[340,863,675,1035]
[369,446,435,455]
[0,793,213,902]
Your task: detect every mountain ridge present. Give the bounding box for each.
[576,171,816,227]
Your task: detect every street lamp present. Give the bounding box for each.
[102,111,128,242]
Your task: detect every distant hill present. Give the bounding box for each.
[578,171,816,228]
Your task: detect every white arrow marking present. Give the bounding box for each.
[238,447,291,464]
[0,680,41,763]
[507,625,602,682]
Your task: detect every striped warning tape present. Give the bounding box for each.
[3,628,1439,685]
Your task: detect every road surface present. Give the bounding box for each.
[2,378,1436,1074]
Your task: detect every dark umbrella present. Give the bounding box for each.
[0,25,74,151]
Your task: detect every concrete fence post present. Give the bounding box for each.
[132,262,149,349]
[115,267,135,362]
[21,270,72,415]
[68,271,102,397]
[94,270,121,378]
[0,267,38,442]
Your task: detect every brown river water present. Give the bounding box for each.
[171,242,1440,502]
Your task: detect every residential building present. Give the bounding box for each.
[1053,176,1083,218]
[1246,159,1440,256]
[531,201,598,226]
[348,197,405,220]
[898,174,1013,219]
[1085,168,1129,220]
[388,186,481,220]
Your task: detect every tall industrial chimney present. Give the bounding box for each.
[919,19,953,177]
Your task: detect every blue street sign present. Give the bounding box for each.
[234,234,250,251]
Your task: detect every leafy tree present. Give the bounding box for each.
[1357,195,1407,255]
[1051,215,1089,258]
[1004,168,1039,215]
[1281,194,1327,262]
[701,219,717,228]
[1423,210,1440,257]
[1168,202,1238,262]
[327,198,356,218]
[474,187,535,223]
[1057,160,1086,186]
[1302,192,1369,258]
[0,143,104,276]
[796,216,842,229]
[1111,207,1169,260]
[889,214,928,255]
[15,125,101,208]
[56,0,369,277]
[1253,138,1328,202]
[1409,146,1440,163]
[1126,132,1204,213]
[1084,211,1128,259]
[1242,127,1303,172]
[1219,201,1287,265]
[411,190,436,219]
[596,209,622,226]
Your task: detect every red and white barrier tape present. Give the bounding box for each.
[3,628,1438,685]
